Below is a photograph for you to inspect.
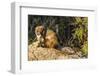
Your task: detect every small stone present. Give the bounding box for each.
[61,47,75,54]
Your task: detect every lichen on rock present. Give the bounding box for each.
[28,42,83,61]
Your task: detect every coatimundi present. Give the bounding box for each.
[35,25,45,47]
[35,25,58,48]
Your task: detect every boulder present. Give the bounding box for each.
[28,42,83,61]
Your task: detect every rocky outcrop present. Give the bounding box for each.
[28,43,83,61]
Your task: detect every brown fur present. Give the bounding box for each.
[45,29,58,48]
[35,25,58,48]
[35,26,45,47]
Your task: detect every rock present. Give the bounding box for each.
[61,47,75,54]
[75,51,83,57]
[28,44,69,60]
[68,54,80,59]
[28,46,69,60]
[28,43,83,61]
